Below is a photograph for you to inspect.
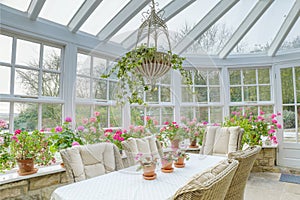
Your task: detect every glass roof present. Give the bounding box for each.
[1,0,299,58]
[39,0,85,25]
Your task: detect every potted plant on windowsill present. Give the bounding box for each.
[10,129,54,176]
[101,45,192,105]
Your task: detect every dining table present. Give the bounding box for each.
[51,154,225,200]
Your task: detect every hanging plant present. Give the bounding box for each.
[101,45,192,105]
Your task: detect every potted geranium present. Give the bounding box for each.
[135,152,158,180]
[181,117,207,148]
[10,129,54,175]
[158,121,182,149]
[174,149,190,168]
[101,45,192,105]
[0,119,15,173]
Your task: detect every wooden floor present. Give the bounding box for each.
[245,172,300,200]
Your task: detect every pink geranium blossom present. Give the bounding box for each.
[65,117,72,122]
[72,141,80,146]
[55,126,63,132]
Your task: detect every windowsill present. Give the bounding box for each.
[262,143,278,148]
[0,164,65,185]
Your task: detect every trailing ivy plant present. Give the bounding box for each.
[101,45,192,105]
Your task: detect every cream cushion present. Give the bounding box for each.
[60,143,124,182]
[203,126,219,155]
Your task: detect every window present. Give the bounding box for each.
[0,34,63,131]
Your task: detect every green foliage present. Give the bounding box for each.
[0,131,15,172]
[101,45,192,105]
[10,130,54,166]
[157,121,184,147]
[223,110,281,146]
[180,117,207,146]
[49,119,83,153]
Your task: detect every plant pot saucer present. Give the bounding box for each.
[174,163,185,168]
[143,173,157,180]
[161,167,174,173]
[17,168,38,176]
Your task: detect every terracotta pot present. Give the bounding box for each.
[143,164,156,180]
[161,160,174,173]
[175,157,185,168]
[189,139,198,148]
[17,159,38,176]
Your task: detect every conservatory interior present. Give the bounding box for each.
[0,0,300,199]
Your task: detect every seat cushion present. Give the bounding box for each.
[203,126,219,155]
[213,127,230,154]
[228,127,241,153]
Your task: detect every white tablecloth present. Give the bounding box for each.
[51,154,225,200]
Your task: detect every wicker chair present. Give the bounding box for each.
[121,135,163,167]
[224,145,262,200]
[60,143,124,183]
[200,126,244,156]
[173,159,239,200]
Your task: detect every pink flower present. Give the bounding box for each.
[94,111,100,116]
[82,118,88,124]
[203,121,208,125]
[65,117,72,122]
[72,141,80,146]
[271,114,277,119]
[0,119,7,129]
[277,112,281,116]
[90,126,96,133]
[145,116,151,121]
[231,111,237,115]
[0,137,4,145]
[172,122,177,125]
[194,132,199,136]
[55,126,63,132]
[257,116,264,121]
[123,129,127,133]
[276,123,282,129]
[90,117,96,123]
[153,120,159,125]
[14,129,22,135]
[268,129,276,134]
[164,121,169,125]
[105,129,113,133]
[77,126,85,131]
[45,128,51,132]
[40,129,44,132]
[260,111,265,115]
[11,135,18,142]
[272,119,277,124]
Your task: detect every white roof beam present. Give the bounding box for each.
[268,0,300,57]
[219,0,274,59]
[97,0,151,41]
[68,0,103,33]
[27,0,46,20]
[173,0,239,55]
[121,0,197,50]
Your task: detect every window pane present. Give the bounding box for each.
[209,87,220,102]
[0,66,11,94]
[162,107,174,124]
[0,102,10,127]
[95,106,108,128]
[281,68,294,104]
[14,103,38,131]
[180,107,194,121]
[94,80,107,100]
[15,68,39,96]
[296,67,300,103]
[109,81,118,100]
[42,72,60,97]
[146,90,159,103]
[110,106,122,127]
[161,86,170,102]
[259,106,273,115]
[182,87,193,102]
[244,86,257,102]
[42,104,62,129]
[43,45,61,70]
[160,71,171,84]
[93,57,106,78]
[243,69,256,84]
[194,71,206,85]
[77,54,91,76]
[195,87,207,102]
[76,104,91,127]
[146,107,160,124]
[196,107,208,122]
[258,68,270,84]
[259,86,270,101]
[76,77,90,98]
[210,107,222,123]
[229,69,241,85]
[229,106,242,115]
[0,34,12,63]
[230,87,242,102]
[16,39,40,66]
[283,106,296,143]
[208,70,219,85]
[131,107,144,126]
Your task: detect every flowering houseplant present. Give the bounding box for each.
[223,109,282,146]
[100,129,131,150]
[76,111,104,144]
[158,121,182,147]
[49,117,83,153]
[181,117,207,146]
[0,120,15,172]
[10,129,54,166]
[134,152,158,171]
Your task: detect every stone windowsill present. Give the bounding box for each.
[0,164,65,185]
[261,143,278,149]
